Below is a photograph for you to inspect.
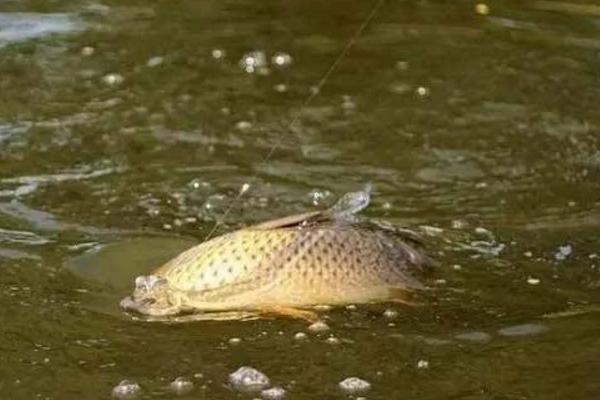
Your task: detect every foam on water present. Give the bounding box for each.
[229,366,270,392]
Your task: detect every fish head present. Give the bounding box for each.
[120,275,185,316]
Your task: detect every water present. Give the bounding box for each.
[0,0,599,398]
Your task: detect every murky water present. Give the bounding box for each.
[1,0,599,398]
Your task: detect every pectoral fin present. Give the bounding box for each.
[257,305,319,322]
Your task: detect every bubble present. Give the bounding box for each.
[338,377,371,395]
[80,46,95,56]
[452,264,462,271]
[390,83,411,94]
[189,179,211,190]
[527,277,540,285]
[383,309,398,320]
[415,86,430,97]
[228,337,242,345]
[112,380,141,399]
[417,360,429,369]
[341,95,356,110]
[294,332,308,341]
[236,121,253,130]
[146,56,164,67]
[271,52,293,67]
[211,49,226,59]
[308,189,333,206]
[475,3,490,15]
[325,336,340,345]
[261,386,286,400]
[474,226,492,237]
[240,183,251,194]
[274,83,287,92]
[451,219,468,229]
[229,366,270,392]
[555,244,573,261]
[169,377,194,395]
[524,251,533,258]
[308,321,330,333]
[102,73,125,86]
[239,50,267,73]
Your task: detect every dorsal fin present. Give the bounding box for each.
[248,210,326,230]
[248,185,372,231]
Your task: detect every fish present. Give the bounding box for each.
[120,187,435,321]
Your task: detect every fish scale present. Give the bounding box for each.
[153,223,426,308]
[121,189,434,318]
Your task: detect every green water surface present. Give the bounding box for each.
[0,0,599,399]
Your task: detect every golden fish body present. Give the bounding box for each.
[121,189,432,319]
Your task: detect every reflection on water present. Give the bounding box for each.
[0,12,80,47]
[0,1,599,399]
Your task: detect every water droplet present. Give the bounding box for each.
[308,321,330,333]
[383,309,398,320]
[338,377,371,395]
[271,52,293,67]
[261,386,287,400]
[169,377,194,395]
[112,380,141,399]
[417,360,429,369]
[229,366,270,392]
[452,264,462,271]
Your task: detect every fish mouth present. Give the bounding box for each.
[119,294,165,316]
[119,274,182,317]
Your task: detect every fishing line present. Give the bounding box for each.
[204,0,386,241]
